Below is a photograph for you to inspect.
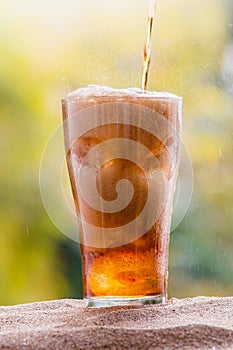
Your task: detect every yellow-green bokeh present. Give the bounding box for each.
[0,0,233,304]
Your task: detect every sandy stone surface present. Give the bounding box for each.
[1,297,233,349]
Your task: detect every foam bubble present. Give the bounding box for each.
[65,85,181,100]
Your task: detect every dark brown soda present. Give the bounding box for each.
[62,94,181,299]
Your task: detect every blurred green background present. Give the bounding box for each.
[0,0,233,305]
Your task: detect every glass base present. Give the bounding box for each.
[85,295,166,308]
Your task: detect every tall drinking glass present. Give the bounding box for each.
[62,86,182,307]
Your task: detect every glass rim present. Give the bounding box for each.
[61,94,182,103]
